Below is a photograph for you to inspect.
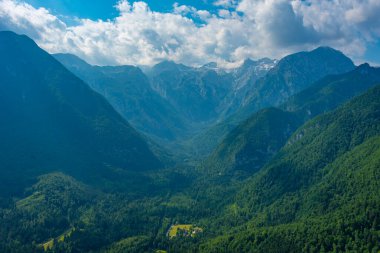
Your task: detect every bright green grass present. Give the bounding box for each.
[168,224,203,239]
[40,228,74,251]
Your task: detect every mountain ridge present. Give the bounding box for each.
[205,64,380,177]
[0,31,162,196]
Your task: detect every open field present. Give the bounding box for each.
[167,224,203,239]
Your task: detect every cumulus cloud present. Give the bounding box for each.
[0,0,378,67]
[213,0,238,8]
[0,0,66,49]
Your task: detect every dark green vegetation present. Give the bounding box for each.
[206,64,380,178]
[1,31,380,253]
[200,84,380,252]
[0,31,162,196]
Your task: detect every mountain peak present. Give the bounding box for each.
[242,58,256,67]
[357,62,371,69]
[202,62,218,69]
[312,46,337,52]
[152,60,190,73]
[155,60,179,68]
[0,30,30,40]
[156,59,175,65]
[356,62,373,75]
[309,46,350,60]
[277,46,354,71]
[53,53,91,69]
[0,31,38,51]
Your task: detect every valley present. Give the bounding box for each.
[0,31,379,253]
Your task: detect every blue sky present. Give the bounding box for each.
[0,0,379,67]
[23,0,219,20]
[364,41,380,66]
[23,0,121,20]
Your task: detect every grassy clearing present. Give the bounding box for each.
[167,224,203,239]
[16,192,45,209]
[40,228,74,251]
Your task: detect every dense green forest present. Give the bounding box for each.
[0,31,380,253]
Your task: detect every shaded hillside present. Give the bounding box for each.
[206,64,380,177]
[54,54,187,142]
[0,31,162,196]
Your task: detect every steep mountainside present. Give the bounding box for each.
[200,84,380,252]
[242,46,355,111]
[54,54,187,141]
[147,60,234,122]
[219,58,277,118]
[190,47,355,156]
[206,108,301,177]
[0,31,162,196]
[206,64,380,177]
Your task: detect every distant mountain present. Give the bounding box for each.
[232,58,277,91]
[206,64,380,177]
[147,60,234,122]
[201,83,380,253]
[242,46,355,111]
[201,62,218,71]
[190,47,356,157]
[54,55,276,158]
[54,54,187,142]
[0,31,162,196]
[218,58,278,118]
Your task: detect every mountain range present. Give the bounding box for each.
[54,53,278,155]
[0,31,379,253]
[206,63,380,178]
[187,47,355,157]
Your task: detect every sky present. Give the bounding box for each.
[0,0,379,67]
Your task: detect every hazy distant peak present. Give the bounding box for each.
[202,62,218,69]
[308,46,351,60]
[0,30,35,45]
[242,58,255,66]
[357,62,371,69]
[53,53,84,62]
[312,46,340,53]
[152,60,191,73]
[239,57,276,69]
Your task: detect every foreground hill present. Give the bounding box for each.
[206,64,380,177]
[0,31,162,196]
[201,83,380,252]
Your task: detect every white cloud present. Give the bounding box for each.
[0,0,66,50]
[0,0,378,67]
[213,0,238,8]
[237,0,380,61]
